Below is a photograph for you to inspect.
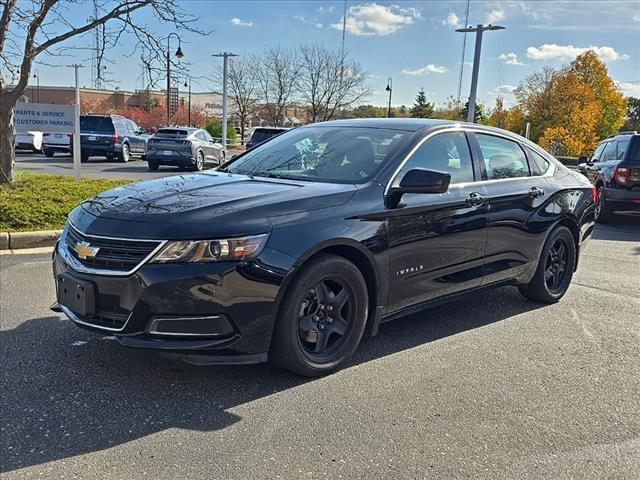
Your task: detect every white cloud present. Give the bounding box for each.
[293,15,323,28]
[319,6,335,14]
[230,18,253,27]
[489,85,516,96]
[402,64,448,76]
[499,52,525,66]
[526,44,629,61]
[443,11,461,28]
[633,14,640,22]
[485,9,506,23]
[616,81,640,97]
[331,3,421,37]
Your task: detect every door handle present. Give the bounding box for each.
[465,192,485,206]
[529,186,545,198]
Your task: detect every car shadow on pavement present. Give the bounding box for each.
[591,213,640,243]
[0,287,542,473]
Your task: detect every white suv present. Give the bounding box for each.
[42,132,72,157]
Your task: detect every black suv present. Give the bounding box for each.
[80,114,148,162]
[578,131,640,222]
[246,127,289,150]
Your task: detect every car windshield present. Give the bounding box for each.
[223,126,410,183]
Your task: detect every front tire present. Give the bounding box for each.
[594,185,613,223]
[270,253,368,376]
[518,226,576,304]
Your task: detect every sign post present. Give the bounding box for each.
[72,64,82,181]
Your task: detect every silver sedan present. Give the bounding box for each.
[145,127,226,171]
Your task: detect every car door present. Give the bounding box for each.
[128,120,144,154]
[581,141,614,183]
[386,131,488,313]
[194,131,211,160]
[471,132,549,286]
[202,130,221,162]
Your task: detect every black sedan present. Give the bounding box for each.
[52,119,595,376]
[145,127,226,171]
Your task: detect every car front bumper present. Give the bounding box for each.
[52,238,295,363]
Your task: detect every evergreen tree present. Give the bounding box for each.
[411,89,435,118]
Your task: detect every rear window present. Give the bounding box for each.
[250,128,286,144]
[156,129,189,137]
[80,116,114,133]
[625,137,640,163]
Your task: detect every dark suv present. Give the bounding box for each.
[578,131,640,222]
[80,114,148,162]
[246,127,289,150]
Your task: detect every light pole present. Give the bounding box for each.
[455,24,505,123]
[33,69,40,103]
[183,78,191,126]
[212,52,238,151]
[385,78,392,118]
[166,33,184,125]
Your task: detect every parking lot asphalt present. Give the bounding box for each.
[14,151,216,180]
[1,214,639,479]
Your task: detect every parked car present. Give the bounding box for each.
[42,132,72,157]
[52,119,595,376]
[80,114,149,162]
[245,127,289,150]
[577,131,640,223]
[146,127,225,171]
[14,131,43,153]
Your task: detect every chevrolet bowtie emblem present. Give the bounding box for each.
[75,241,100,259]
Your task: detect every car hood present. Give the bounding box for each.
[73,172,357,239]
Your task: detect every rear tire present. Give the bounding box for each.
[119,143,130,163]
[518,226,576,304]
[594,185,613,223]
[148,162,159,171]
[43,148,54,158]
[269,253,368,377]
[193,150,204,171]
[81,153,89,163]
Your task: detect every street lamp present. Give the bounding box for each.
[385,78,392,118]
[183,78,191,126]
[166,33,184,125]
[455,24,505,123]
[33,69,40,103]
[212,52,239,151]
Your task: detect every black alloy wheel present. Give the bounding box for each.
[518,225,576,303]
[297,278,354,361]
[270,253,368,376]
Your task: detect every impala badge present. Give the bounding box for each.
[75,241,100,259]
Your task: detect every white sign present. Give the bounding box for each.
[14,102,76,133]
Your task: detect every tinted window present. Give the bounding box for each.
[526,147,551,176]
[80,116,114,133]
[590,142,607,162]
[600,141,618,161]
[626,137,640,163]
[225,127,409,184]
[156,129,189,137]
[250,128,286,144]
[476,134,529,179]
[617,140,631,160]
[399,132,474,184]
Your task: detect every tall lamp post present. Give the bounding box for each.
[212,52,238,151]
[183,77,191,126]
[33,69,40,103]
[385,78,392,118]
[455,24,505,123]
[166,33,184,125]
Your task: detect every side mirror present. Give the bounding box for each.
[395,168,451,194]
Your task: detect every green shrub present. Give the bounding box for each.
[205,119,237,142]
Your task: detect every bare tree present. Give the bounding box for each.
[299,44,369,123]
[0,0,201,184]
[255,47,301,127]
[215,56,258,145]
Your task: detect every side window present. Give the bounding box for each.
[526,147,551,176]
[115,119,128,135]
[399,132,474,184]
[195,131,206,141]
[476,134,529,179]
[590,142,607,162]
[203,131,214,142]
[600,141,618,161]
[617,140,630,160]
[129,121,140,134]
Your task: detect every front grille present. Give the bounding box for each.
[65,224,162,272]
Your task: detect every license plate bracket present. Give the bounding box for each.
[57,273,96,316]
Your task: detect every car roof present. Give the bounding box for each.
[310,118,454,132]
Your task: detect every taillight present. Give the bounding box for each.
[112,134,119,142]
[591,185,597,203]
[614,166,630,186]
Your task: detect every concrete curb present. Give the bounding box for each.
[0,230,62,250]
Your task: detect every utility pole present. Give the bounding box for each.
[69,64,83,181]
[213,52,238,152]
[183,78,191,126]
[456,24,505,123]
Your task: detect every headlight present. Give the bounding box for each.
[150,234,269,263]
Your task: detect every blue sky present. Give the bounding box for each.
[32,1,640,107]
